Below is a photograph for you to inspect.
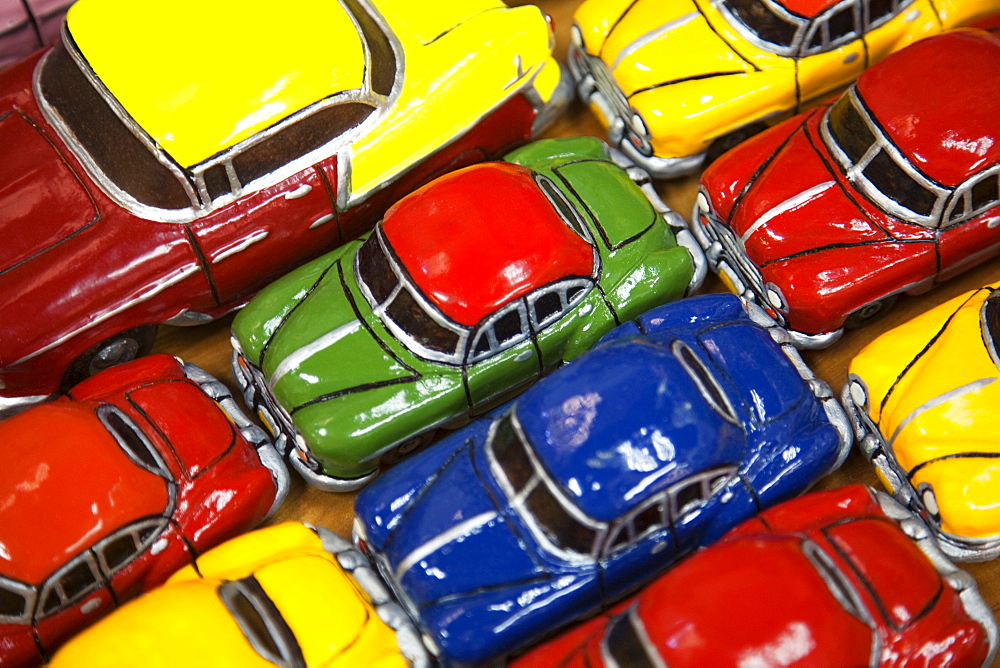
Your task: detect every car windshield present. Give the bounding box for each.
[824,91,945,225]
[356,231,467,363]
[488,413,601,560]
[721,0,804,51]
[37,42,195,212]
[604,606,661,668]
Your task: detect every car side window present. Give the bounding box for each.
[94,518,168,576]
[470,301,531,362]
[97,406,169,478]
[946,170,1000,225]
[803,0,860,54]
[38,553,103,617]
[527,279,591,330]
[219,577,305,667]
[604,605,659,668]
[0,575,35,625]
[607,498,668,553]
[669,466,738,522]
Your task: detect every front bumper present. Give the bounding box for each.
[182,361,290,516]
[230,345,377,493]
[691,193,842,349]
[740,300,852,472]
[842,376,1000,562]
[567,34,706,179]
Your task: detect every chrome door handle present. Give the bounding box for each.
[284,184,312,199]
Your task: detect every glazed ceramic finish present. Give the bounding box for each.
[48,522,428,668]
[693,28,1000,347]
[844,285,1000,561]
[0,0,568,409]
[568,0,1000,178]
[0,0,68,69]
[351,293,851,665]
[0,354,288,667]
[513,485,997,667]
[231,136,701,490]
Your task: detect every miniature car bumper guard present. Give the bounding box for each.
[183,360,291,516]
[842,376,1000,562]
[567,26,706,179]
[231,345,376,493]
[691,190,843,349]
[740,299,853,470]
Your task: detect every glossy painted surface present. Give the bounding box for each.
[0,0,68,69]
[351,293,851,665]
[0,355,287,667]
[231,136,702,490]
[48,522,428,668]
[568,0,1000,178]
[845,286,1000,561]
[514,485,997,667]
[0,0,567,407]
[693,28,1000,347]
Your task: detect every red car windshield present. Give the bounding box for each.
[824,91,945,224]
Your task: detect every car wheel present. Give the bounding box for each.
[61,325,158,390]
[705,122,768,166]
[844,296,898,329]
[380,429,438,467]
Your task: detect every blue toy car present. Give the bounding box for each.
[352,293,852,665]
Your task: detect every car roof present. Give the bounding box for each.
[381,162,596,327]
[0,401,169,583]
[857,29,1000,186]
[773,0,845,19]
[66,0,368,168]
[515,336,744,523]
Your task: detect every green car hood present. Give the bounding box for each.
[259,261,419,412]
[592,0,756,97]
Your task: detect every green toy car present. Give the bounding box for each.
[231,137,705,491]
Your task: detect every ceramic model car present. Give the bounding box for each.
[48,522,429,668]
[512,484,998,667]
[0,0,70,68]
[351,292,852,665]
[568,0,1000,179]
[845,285,1000,562]
[0,0,569,415]
[0,354,289,667]
[232,136,705,491]
[692,28,1000,348]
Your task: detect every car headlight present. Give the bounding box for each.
[847,375,870,413]
[764,282,788,313]
[695,190,710,218]
[570,24,584,49]
[626,111,653,156]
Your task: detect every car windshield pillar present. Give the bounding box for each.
[822,90,946,225]
[356,231,467,363]
[487,413,603,561]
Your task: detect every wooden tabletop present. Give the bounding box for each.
[151,0,1000,632]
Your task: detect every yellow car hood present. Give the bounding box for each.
[586,0,757,97]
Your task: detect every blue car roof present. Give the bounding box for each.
[514,335,746,524]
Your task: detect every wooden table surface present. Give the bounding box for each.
[150,0,1000,636]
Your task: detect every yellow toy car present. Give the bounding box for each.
[845,286,1000,561]
[568,0,1000,178]
[48,523,429,667]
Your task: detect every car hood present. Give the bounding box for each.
[0,104,98,275]
[378,439,557,612]
[259,262,418,411]
[722,126,894,266]
[592,0,757,97]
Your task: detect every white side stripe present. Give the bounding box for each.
[740,181,835,244]
[394,511,497,583]
[268,320,362,388]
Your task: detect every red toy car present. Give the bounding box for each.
[513,485,998,667]
[0,0,567,414]
[0,354,289,667]
[692,28,1000,347]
